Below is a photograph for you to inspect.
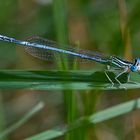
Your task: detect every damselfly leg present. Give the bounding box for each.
[104,65,130,89]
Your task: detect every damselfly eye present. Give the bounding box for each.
[130,65,137,72]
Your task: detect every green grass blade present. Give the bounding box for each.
[26,97,140,140]
[0,70,139,90]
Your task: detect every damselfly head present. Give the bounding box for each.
[130,58,140,72]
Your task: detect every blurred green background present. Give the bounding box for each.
[0,0,140,140]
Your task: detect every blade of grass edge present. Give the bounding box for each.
[0,102,44,139]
